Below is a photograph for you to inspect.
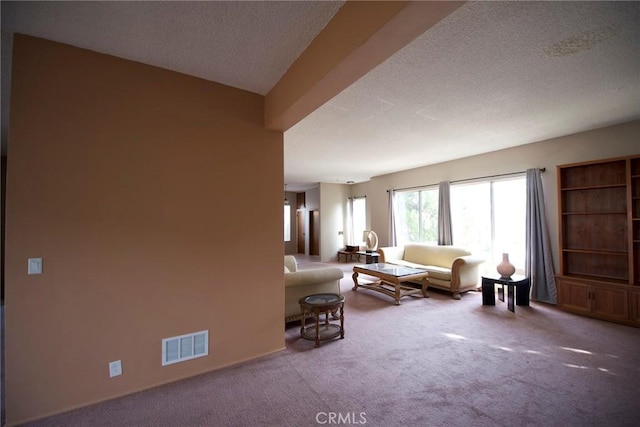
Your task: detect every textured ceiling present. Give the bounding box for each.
[2,1,640,192]
[285,0,640,188]
[0,0,344,151]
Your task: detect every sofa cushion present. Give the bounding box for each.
[425,265,451,281]
[403,245,429,264]
[284,268,344,288]
[389,260,451,286]
[404,243,470,267]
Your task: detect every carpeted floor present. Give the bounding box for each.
[23,257,640,426]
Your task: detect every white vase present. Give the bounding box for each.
[497,253,516,279]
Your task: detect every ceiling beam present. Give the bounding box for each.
[264,0,466,132]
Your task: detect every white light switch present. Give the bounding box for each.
[109,360,123,378]
[28,258,43,275]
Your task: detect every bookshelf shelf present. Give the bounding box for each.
[557,155,639,327]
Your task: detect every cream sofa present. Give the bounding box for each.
[378,244,484,299]
[284,255,344,322]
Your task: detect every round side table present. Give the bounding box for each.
[299,293,345,347]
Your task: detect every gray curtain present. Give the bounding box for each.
[526,168,557,304]
[388,190,397,246]
[438,181,453,245]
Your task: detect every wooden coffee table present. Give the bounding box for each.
[352,263,429,305]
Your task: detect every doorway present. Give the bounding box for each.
[309,210,319,256]
[296,210,305,254]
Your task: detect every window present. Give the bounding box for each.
[492,178,526,270]
[391,176,526,273]
[351,197,366,245]
[451,176,526,273]
[394,187,438,246]
[450,182,491,260]
[284,204,291,242]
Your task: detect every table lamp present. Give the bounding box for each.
[362,230,378,253]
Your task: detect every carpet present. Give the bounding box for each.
[24,260,640,426]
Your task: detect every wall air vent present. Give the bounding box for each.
[162,330,209,366]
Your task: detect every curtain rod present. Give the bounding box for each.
[387,168,545,193]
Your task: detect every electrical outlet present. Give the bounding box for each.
[109,360,122,378]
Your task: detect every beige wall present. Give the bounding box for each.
[319,183,350,262]
[352,120,640,272]
[5,35,284,424]
[302,187,320,255]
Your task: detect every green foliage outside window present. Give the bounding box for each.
[393,176,525,273]
[395,188,438,245]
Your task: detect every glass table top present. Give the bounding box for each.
[300,293,344,306]
[355,263,427,277]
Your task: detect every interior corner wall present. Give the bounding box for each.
[4,35,284,424]
[319,183,349,262]
[364,120,640,272]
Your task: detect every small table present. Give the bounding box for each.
[352,263,429,305]
[481,275,531,313]
[299,293,345,347]
[337,248,359,262]
[356,251,380,264]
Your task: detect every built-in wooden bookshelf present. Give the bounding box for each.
[557,155,640,327]
[631,157,640,287]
